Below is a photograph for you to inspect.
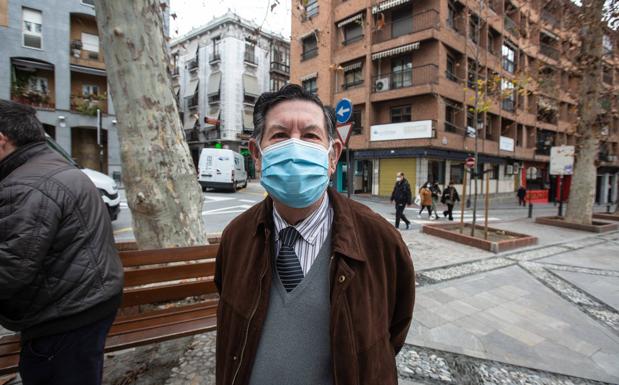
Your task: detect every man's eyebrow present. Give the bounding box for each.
[301,124,322,132]
[267,124,288,131]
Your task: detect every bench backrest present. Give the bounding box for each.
[119,245,219,307]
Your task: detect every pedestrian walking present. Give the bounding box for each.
[390,172,412,229]
[418,182,433,218]
[0,100,123,385]
[441,182,461,220]
[430,181,442,220]
[215,84,415,385]
[517,185,527,206]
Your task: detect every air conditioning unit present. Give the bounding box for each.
[375,77,390,91]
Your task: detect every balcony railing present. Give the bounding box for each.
[11,90,54,109]
[444,121,464,135]
[70,94,107,115]
[541,10,560,28]
[301,47,318,61]
[342,79,364,90]
[187,58,199,70]
[540,43,560,60]
[342,34,364,46]
[504,16,519,37]
[209,52,221,63]
[373,9,439,44]
[270,61,290,74]
[304,1,319,19]
[372,64,438,93]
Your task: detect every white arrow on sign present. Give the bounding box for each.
[336,123,353,145]
[337,106,351,117]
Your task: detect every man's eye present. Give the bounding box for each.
[304,133,321,140]
[272,133,288,139]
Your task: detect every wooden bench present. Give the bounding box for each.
[0,244,219,376]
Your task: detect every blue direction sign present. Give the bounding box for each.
[335,98,353,125]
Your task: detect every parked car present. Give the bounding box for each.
[45,135,121,221]
[198,148,247,192]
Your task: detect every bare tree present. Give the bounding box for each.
[95,0,207,248]
[564,0,607,225]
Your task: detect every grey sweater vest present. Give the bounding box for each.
[248,233,333,385]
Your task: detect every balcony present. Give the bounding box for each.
[187,58,199,71]
[342,79,364,90]
[10,59,56,109]
[539,43,560,60]
[301,47,318,61]
[209,53,221,63]
[372,64,438,93]
[444,121,465,135]
[244,52,257,65]
[70,94,107,115]
[373,9,439,44]
[270,61,290,74]
[504,16,519,37]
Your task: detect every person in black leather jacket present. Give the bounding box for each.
[390,172,412,229]
[0,100,123,385]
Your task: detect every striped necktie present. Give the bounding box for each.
[277,227,304,292]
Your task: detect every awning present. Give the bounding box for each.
[337,13,363,28]
[204,108,219,130]
[541,29,559,41]
[12,58,53,71]
[184,113,199,130]
[184,78,199,98]
[300,72,318,81]
[243,110,254,130]
[372,0,411,14]
[298,29,319,40]
[70,64,106,76]
[371,42,419,60]
[207,72,221,96]
[342,61,362,72]
[243,74,261,97]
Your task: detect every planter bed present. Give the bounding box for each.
[592,212,619,222]
[422,223,538,253]
[535,216,619,233]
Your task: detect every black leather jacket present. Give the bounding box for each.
[0,142,123,339]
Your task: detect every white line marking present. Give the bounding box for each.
[239,199,257,203]
[202,205,251,215]
[203,196,236,202]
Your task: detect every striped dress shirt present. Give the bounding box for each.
[273,193,334,276]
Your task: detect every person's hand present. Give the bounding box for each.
[390,199,394,203]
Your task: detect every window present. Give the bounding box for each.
[391,57,412,89]
[447,0,458,31]
[469,14,479,43]
[81,32,99,53]
[343,20,363,45]
[81,0,95,5]
[304,0,319,19]
[603,35,613,55]
[302,77,317,94]
[466,110,482,137]
[450,162,464,184]
[301,35,318,60]
[28,77,48,94]
[244,41,256,64]
[82,84,99,96]
[445,100,458,132]
[211,37,221,61]
[352,105,363,135]
[270,77,287,92]
[392,6,413,38]
[428,160,446,184]
[490,164,499,180]
[488,28,499,55]
[390,105,411,123]
[501,79,515,111]
[502,42,516,73]
[446,54,457,82]
[343,64,363,89]
[22,8,42,49]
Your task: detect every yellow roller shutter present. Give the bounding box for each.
[379,158,416,197]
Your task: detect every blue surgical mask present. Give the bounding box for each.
[259,138,331,208]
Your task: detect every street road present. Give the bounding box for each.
[112,182,571,242]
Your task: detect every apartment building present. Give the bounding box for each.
[291,0,619,204]
[170,11,290,175]
[0,0,169,178]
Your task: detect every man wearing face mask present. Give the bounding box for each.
[214,84,415,385]
[390,172,412,229]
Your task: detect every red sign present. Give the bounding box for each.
[336,123,353,146]
[465,156,475,168]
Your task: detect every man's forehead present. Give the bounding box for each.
[265,100,324,123]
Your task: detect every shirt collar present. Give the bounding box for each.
[273,193,330,245]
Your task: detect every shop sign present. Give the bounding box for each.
[370,120,433,141]
[499,136,514,152]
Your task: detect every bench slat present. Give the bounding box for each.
[0,340,19,359]
[124,261,216,287]
[0,356,18,376]
[119,245,218,267]
[121,280,217,307]
[114,301,216,325]
[105,316,217,352]
[110,305,217,336]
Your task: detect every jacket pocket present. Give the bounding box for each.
[216,296,250,385]
[357,333,398,385]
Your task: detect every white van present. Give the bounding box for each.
[198,148,247,192]
[45,135,121,221]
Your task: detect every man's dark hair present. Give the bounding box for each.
[0,99,45,146]
[252,84,336,143]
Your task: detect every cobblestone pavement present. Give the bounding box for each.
[2,220,618,385]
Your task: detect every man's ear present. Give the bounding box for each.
[249,138,261,171]
[328,138,343,175]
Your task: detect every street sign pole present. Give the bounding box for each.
[346,148,352,198]
[558,175,564,217]
[96,109,103,172]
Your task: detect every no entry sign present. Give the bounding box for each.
[465,156,475,168]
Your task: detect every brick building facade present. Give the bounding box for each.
[291,0,619,205]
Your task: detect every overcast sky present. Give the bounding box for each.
[169,0,292,39]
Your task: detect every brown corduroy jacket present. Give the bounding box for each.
[215,188,415,385]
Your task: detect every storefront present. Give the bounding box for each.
[522,162,550,203]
